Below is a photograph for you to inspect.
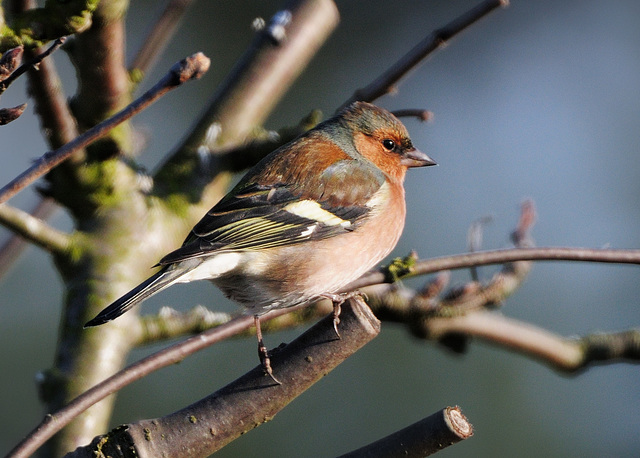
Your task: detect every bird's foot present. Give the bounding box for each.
[320,291,366,339]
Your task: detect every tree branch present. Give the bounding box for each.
[424,312,640,372]
[0,0,81,279]
[391,108,434,122]
[342,0,508,107]
[9,298,379,458]
[0,199,58,278]
[0,203,70,254]
[9,200,639,456]
[135,299,333,346]
[347,247,640,292]
[339,406,473,457]
[129,0,196,76]
[68,1,130,130]
[153,0,339,204]
[0,37,66,94]
[0,52,210,205]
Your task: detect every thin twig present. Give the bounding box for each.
[347,247,640,291]
[342,0,508,107]
[0,37,66,94]
[129,0,196,75]
[0,52,210,205]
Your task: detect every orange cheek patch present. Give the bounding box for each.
[353,132,407,181]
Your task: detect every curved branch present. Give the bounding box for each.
[0,52,211,205]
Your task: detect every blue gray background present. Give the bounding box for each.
[1,1,639,456]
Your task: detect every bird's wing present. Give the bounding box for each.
[158,142,385,265]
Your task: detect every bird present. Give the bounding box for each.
[85,101,436,383]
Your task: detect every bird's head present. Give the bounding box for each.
[337,101,436,181]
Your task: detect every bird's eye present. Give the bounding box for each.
[382,139,396,151]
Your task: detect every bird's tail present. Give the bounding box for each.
[84,267,186,327]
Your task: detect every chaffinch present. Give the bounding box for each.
[86,101,436,383]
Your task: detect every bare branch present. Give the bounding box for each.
[347,247,640,292]
[0,52,210,205]
[391,108,434,122]
[136,299,333,346]
[25,40,80,151]
[136,305,235,345]
[342,0,508,106]
[339,406,473,457]
[0,37,66,94]
[10,298,379,458]
[129,0,196,75]
[153,0,339,201]
[0,198,58,279]
[87,298,377,457]
[0,202,70,254]
[0,19,81,278]
[424,312,640,372]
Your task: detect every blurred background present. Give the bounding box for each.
[1,0,639,456]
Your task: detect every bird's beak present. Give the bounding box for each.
[401,148,437,168]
